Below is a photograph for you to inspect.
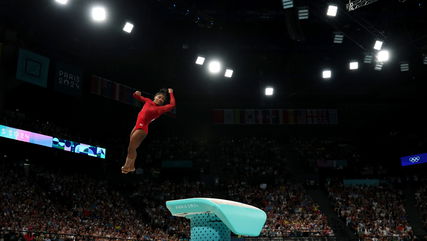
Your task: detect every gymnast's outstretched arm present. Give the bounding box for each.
[132,91,152,103]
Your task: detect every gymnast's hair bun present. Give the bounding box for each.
[158,88,168,94]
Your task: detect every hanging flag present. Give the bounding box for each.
[234,109,241,124]
[262,109,272,124]
[90,75,102,95]
[239,109,246,124]
[329,109,338,124]
[213,109,338,125]
[296,109,307,124]
[283,109,295,124]
[305,109,315,125]
[101,77,115,99]
[118,84,132,105]
[271,109,280,125]
[212,109,224,124]
[245,109,255,124]
[16,49,50,88]
[224,109,234,124]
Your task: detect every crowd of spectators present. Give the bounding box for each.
[0,163,180,241]
[415,177,427,231]
[291,137,362,172]
[2,110,423,241]
[215,136,289,185]
[137,136,210,172]
[0,159,336,240]
[327,182,413,241]
[225,182,334,237]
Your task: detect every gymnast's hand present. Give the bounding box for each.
[134,91,142,96]
[168,88,173,93]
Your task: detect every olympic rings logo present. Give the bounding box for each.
[409,156,421,163]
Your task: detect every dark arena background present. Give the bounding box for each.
[1,0,427,240]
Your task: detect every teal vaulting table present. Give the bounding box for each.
[166,198,267,241]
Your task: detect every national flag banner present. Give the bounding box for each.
[278,109,284,124]
[92,76,131,104]
[322,110,331,124]
[224,109,234,124]
[306,109,315,125]
[114,82,120,101]
[323,109,329,124]
[233,109,241,124]
[101,77,115,99]
[213,109,338,125]
[296,109,307,125]
[255,110,263,124]
[262,109,272,124]
[16,49,50,88]
[328,109,338,124]
[271,109,280,125]
[239,109,246,124]
[245,109,255,124]
[132,88,141,107]
[282,109,295,124]
[125,86,138,106]
[313,110,322,125]
[118,84,132,105]
[213,109,224,124]
[90,75,116,100]
[90,76,172,116]
[319,109,329,124]
[90,75,102,95]
[54,62,83,96]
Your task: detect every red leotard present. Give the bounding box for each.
[132,92,176,134]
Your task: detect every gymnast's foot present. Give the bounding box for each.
[121,166,136,174]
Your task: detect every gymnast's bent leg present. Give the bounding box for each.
[122,128,147,173]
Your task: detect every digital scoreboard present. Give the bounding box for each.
[0,124,106,159]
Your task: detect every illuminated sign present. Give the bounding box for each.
[0,125,106,159]
[400,153,427,167]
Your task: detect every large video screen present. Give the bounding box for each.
[0,124,52,147]
[52,137,106,159]
[0,125,106,159]
[400,153,427,167]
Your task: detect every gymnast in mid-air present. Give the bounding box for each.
[121,88,175,174]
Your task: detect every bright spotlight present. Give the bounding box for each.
[208,60,222,74]
[55,0,68,5]
[225,69,234,78]
[374,62,383,71]
[333,32,344,44]
[349,61,359,70]
[91,6,107,22]
[373,40,383,50]
[265,87,274,96]
[123,22,134,33]
[195,56,205,65]
[322,69,332,79]
[282,0,294,9]
[376,50,390,62]
[364,54,373,64]
[400,62,409,72]
[298,7,309,19]
[327,5,338,17]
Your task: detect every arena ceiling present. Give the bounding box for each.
[1,0,427,107]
